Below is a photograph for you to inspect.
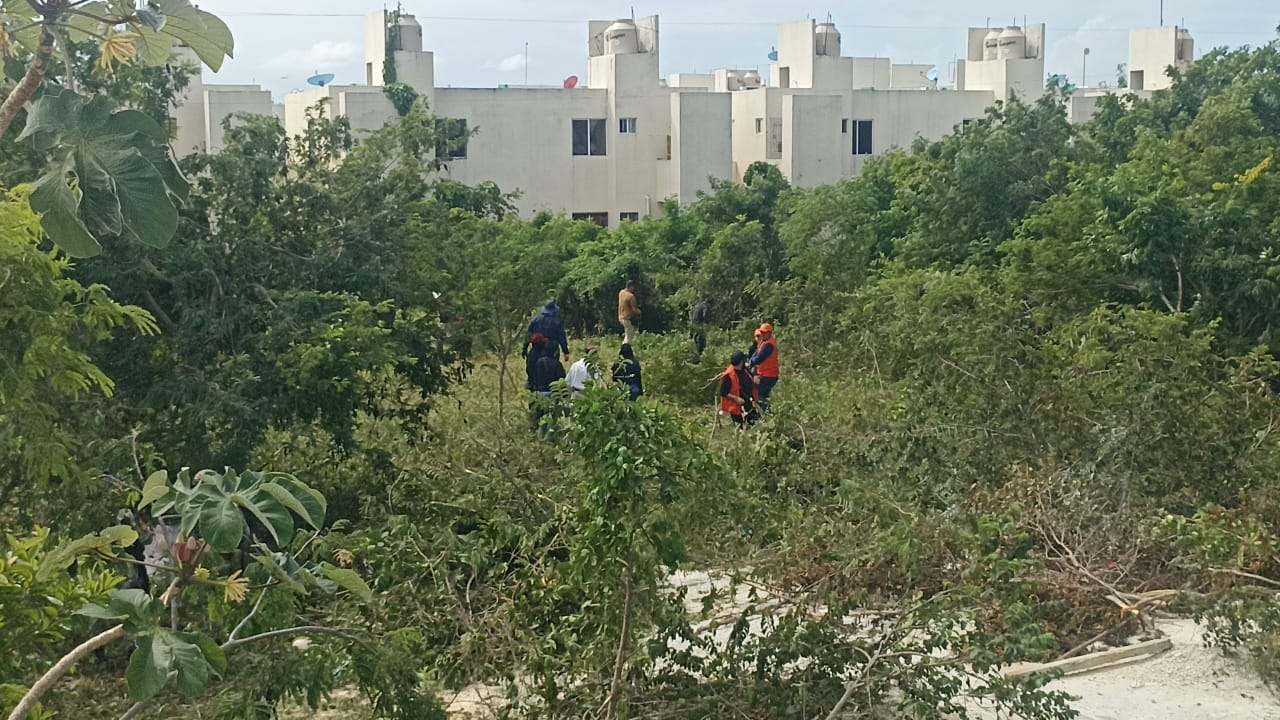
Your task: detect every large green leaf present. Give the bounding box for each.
[198,496,244,552]
[186,631,227,674]
[267,475,327,529]
[79,589,162,634]
[170,633,210,696]
[19,88,184,255]
[319,563,373,602]
[232,490,294,546]
[29,158,100,257]
[138,470,170,510]
[153,0,234,71]
[258,481,321,530]
[126,634,169,701]
[39,525,139,580]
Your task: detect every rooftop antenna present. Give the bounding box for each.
[524,42,528,85]
[1160,0,1164,26]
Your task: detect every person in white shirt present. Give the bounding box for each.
[565,346,601,398]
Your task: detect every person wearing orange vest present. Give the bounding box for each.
[719,351,758,427]
[749,322,779,412]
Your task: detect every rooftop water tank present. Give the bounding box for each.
[815,22,841,57]
[997,26,1026,60]
[604,20,640,55]
[741,70,763,89]
[983,29,1001,61]
[392,14,423,53]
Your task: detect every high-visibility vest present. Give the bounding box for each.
[756,337,779,379]
[720,366,756,415]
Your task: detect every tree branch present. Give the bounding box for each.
[227,588,269,643]
[220,625,356,653]
[0,26,55,137]
[7,624,127,720]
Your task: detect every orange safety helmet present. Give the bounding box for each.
[758,322,773,335]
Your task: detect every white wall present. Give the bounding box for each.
[669,73,715,90]
[1128,27,1191,91]
[891,64,936,90]
[672,92,732,202]
[775,21,815,89]
[202,86,275,154]
[783,94,843,188]
[433,88,612,217]
[284,87,335,137]
[171,49,207,157]
[365,12,386,86]
[851,58,891,90]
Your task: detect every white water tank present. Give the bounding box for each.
[815,22,841,57]
[983,29,1001,60]
[392,14,423,53]
[604,20,640,54]
[741,70,763,88]
[997,26,1026,60]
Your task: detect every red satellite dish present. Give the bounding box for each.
[563,75,579,89]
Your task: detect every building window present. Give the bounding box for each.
[841,118,849,134]
[852,119,873,155]
[755,117,764,133]
[572,212,609,227]
[619,117,637,133]
[619,212,640,223]
[434,118,468,159]
[572,118,607,156]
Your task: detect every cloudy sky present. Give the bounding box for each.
[196,1,1277,100]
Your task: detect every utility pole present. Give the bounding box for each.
[1082,48,1090,87]
[1160,0,1165,26]
[524,42,529,85]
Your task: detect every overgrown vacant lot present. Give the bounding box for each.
[7,13,1280,720]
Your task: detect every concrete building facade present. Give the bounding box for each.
[170,11,1200,219]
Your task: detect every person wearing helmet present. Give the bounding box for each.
[719,350,758,427]
[749,322,779,412]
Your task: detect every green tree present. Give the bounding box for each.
[0,0,233,256]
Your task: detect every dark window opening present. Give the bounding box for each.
[855,119,875,154]
[841,118,849,133]
[619,117,637,133]
[620,212,640,223]
[434,118,468,159]
[572,212,609,227]
[573,118,607,156]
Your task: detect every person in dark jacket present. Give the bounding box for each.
[530,352,566,394]
[524,333,548,390]
[690,297,711,354]
[611,343,643,401]
[529,352,566,436]
[523,301,569,359]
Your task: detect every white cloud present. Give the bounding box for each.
[487,53,528,72]
[265,40,359,70]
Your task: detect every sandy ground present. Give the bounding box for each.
[1016,618,1280,720]
[288,571,1280,719]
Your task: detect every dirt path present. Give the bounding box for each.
[1010,619,1280,720]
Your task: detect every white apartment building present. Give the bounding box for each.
[276,13,729,226]
[169,11,1197,223]
[1067,26,1195,123]
[712,20,1045,186]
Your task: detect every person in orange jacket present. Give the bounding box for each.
[719,350,758,427]
[749,323,779,412]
